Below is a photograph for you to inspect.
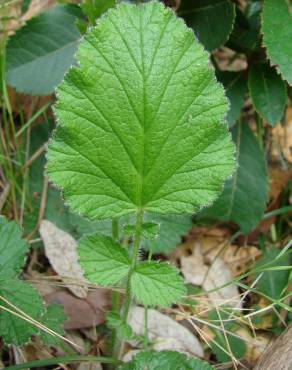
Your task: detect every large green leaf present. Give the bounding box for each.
[262,0,292,85]
[178,0,235,51]
[255,247,291,301]
[6,5,82,95]
[47,1,235,220]
[216,71,247,127]
[143,214,192,254]
[248,64,287,126]
[78,234,130,286]
[119,350,214,370]
[0,279,44,345]
[198,123,268,234]
[131,261,186,307]
[0,217,29,278]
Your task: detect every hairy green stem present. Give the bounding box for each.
[122,208,144,322]
[115,209,144,359]
[144,306,149,346]
[143,248,152,347]
[111,211,144,361]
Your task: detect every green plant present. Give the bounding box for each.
[1,0,292,368]
[46,1,234,366]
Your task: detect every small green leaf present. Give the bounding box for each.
[198,123,268,234]
[144,214,192,254]
[6,5,82,95]
[124,222,159,240]
[39,304,67,346]
[248,64,287,126]
[178,0,235,51]
[216,71,247,127]
[47,1,235,220]
[131,261,186,307]
[0,279,44,345]
[0,217,29,278]
[107,311,133,340]
[78,234,130,286]
[262,0,292,85]
[81,0,116,24]
[255,247,291,301]
[119,350,214,370]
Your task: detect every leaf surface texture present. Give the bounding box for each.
[78,234,130,286]
[131,261,186,307]
[47,2,234,220]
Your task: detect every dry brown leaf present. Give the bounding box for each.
[180,242,207,285]
[175,226,261,279]
[213,47,248,71]
[0,0,56,36]
[40,220,88,298]
[0,0,22,36]
[235,328,270,366]
[270,106,292,163]
[45,288,110,330]
[219,245,261,276]
[172,227,230,261]
[203,258,241,308]
[128,306,204,358]
[179,242,241,308]
[269,166,292,203]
